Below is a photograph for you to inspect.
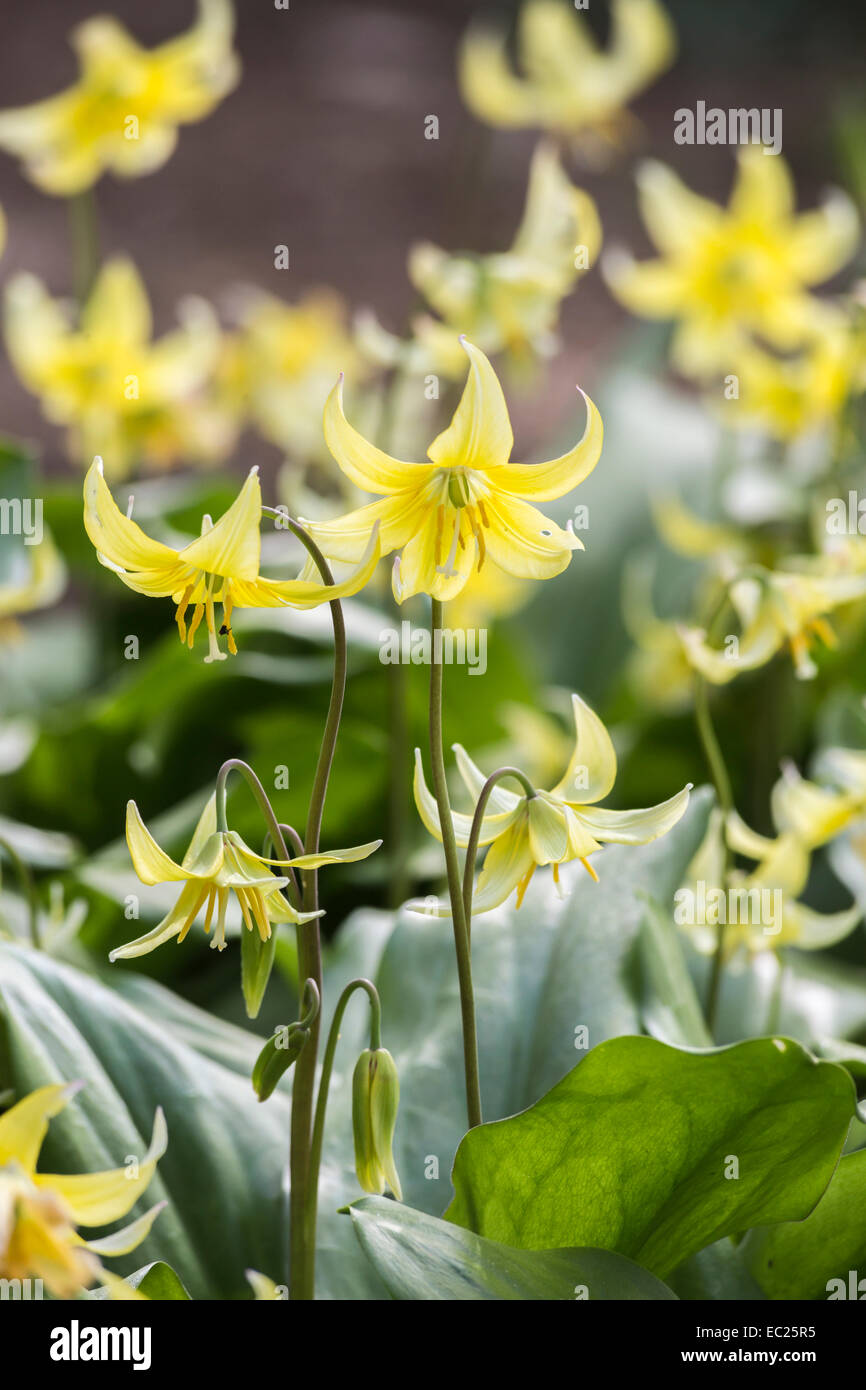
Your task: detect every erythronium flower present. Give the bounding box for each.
[0,1082,167,1299]
[6,259,229,477]
[604,149,859,377]
[412,693,691,914]
[0,530,66,640]
[678,563,866,683]
[458,0,675,153]
[361,143,601,376]
[111,793,381,959]
[83,456,381,663]
[0,0,238,195]
[679,806,860,960]
[303,338,602,604]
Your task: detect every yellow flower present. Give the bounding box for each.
[0,529,66,640]
[0,1082,166,1299]
[6,259,230,477]
[412,693,690,914]
[621,555,695,712]
[0,0,238,195]
[605,149,859,376]
[458,0,675,153]
[679,562,866,683]
[724,312,866,441]
[112,793,381,959]
[83,457,381,663]
[220,290,366,463]
[397,143,600,374]
[303,338,602,603]
[680,805,860,959]
[447,560,531,629]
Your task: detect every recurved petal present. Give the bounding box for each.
[0,1082,81,1171]
[126,801,189,885]
[677,611,781,684]
[788,192,860,285]
[108,880,208,960]
[427,338,514,471]
[83,457,180,573]
[267,839,383,869]
[602,249,686,318]
[179,468,262,581]
[412,747,507,847]
[471,818,535,915]
[571,783,691,844]
[324,375,431,495]
[770,768,858,849]
[636,159,723,256]
[79,1201,166,1257]
[482,494,580,580]
[729,147,794,226]
[35,1108,168,1227]
[453,743,523,812]
[551,693,618,805]
[457,26,541,129]
[302,495,417,565]
[82,258,152,346]
[782,899,861,950]
[484,387,602,501]
[231,519,381,608]
[527,792,570,863]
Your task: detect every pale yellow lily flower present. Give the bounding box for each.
[6,259,230,477]
[0,0,238,195]
[458,0,675,152]
[393,143,601,374]
[678,562,866,683]
[112,793,381,959]
[303,338,602,603]
[0,530,66,640]
[83,457,381,663]
[652,494,751,569]
[412,693,690,914]
[0,1082,166,1299]
[220,290,366,464]
[605,149,859,376]
[679,806,860,959]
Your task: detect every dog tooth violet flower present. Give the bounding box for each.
[679,563,866,683]
[112,793,381,960]
[83,457,381,662]
[0,0,239,195]
[303,338,602,603]
[6,259,228,476]
[352,1048,402,1200]
[413,693,690,914]
[605,149,859,376]
[459,0,675,152]
[0,1082,167,1299]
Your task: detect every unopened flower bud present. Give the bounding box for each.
[352,1047,402,1200]
[252,1023,308,1102]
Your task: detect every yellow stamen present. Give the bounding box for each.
[175,585,194,643]
[236,888,255,937]
[201,889,216,938]
[221,591,237,656]
[810,617,837,649]
[177,887,209,943]
[580,857,599,882]
[187,603,205,649]
[248,889,272,943]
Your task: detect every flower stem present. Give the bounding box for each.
[463,768,535,937]
[0,836,41,949]
[429,598,482,1129]
[68,189,100,306]
[308,977,381,1204]
[694,674,734,1033]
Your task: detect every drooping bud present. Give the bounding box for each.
[352,1048,402,1200]
[252,1023,308,1102]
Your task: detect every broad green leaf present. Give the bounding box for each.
[743,1148,866,1300]
[347,1197,677,1301]
[446,1035,855,1279]
[0,942,290,1299]
[667,1240,766,1301]
[89,1261,191,1301]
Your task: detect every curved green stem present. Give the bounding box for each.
[68,189,100,306]
[429,598,482,1129]
[263,506,348,1301]
[694,675,734,1034]
[463,768,535,934]
[0,837,41,950]
[308,977,381,1209]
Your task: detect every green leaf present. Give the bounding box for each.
[638,896,712,1048]
[347,1197,677,1301]
[446,1035,855,1279]
[89,1261,191,1301]
[743,1148,866,1300]
[0,942,289,1299]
